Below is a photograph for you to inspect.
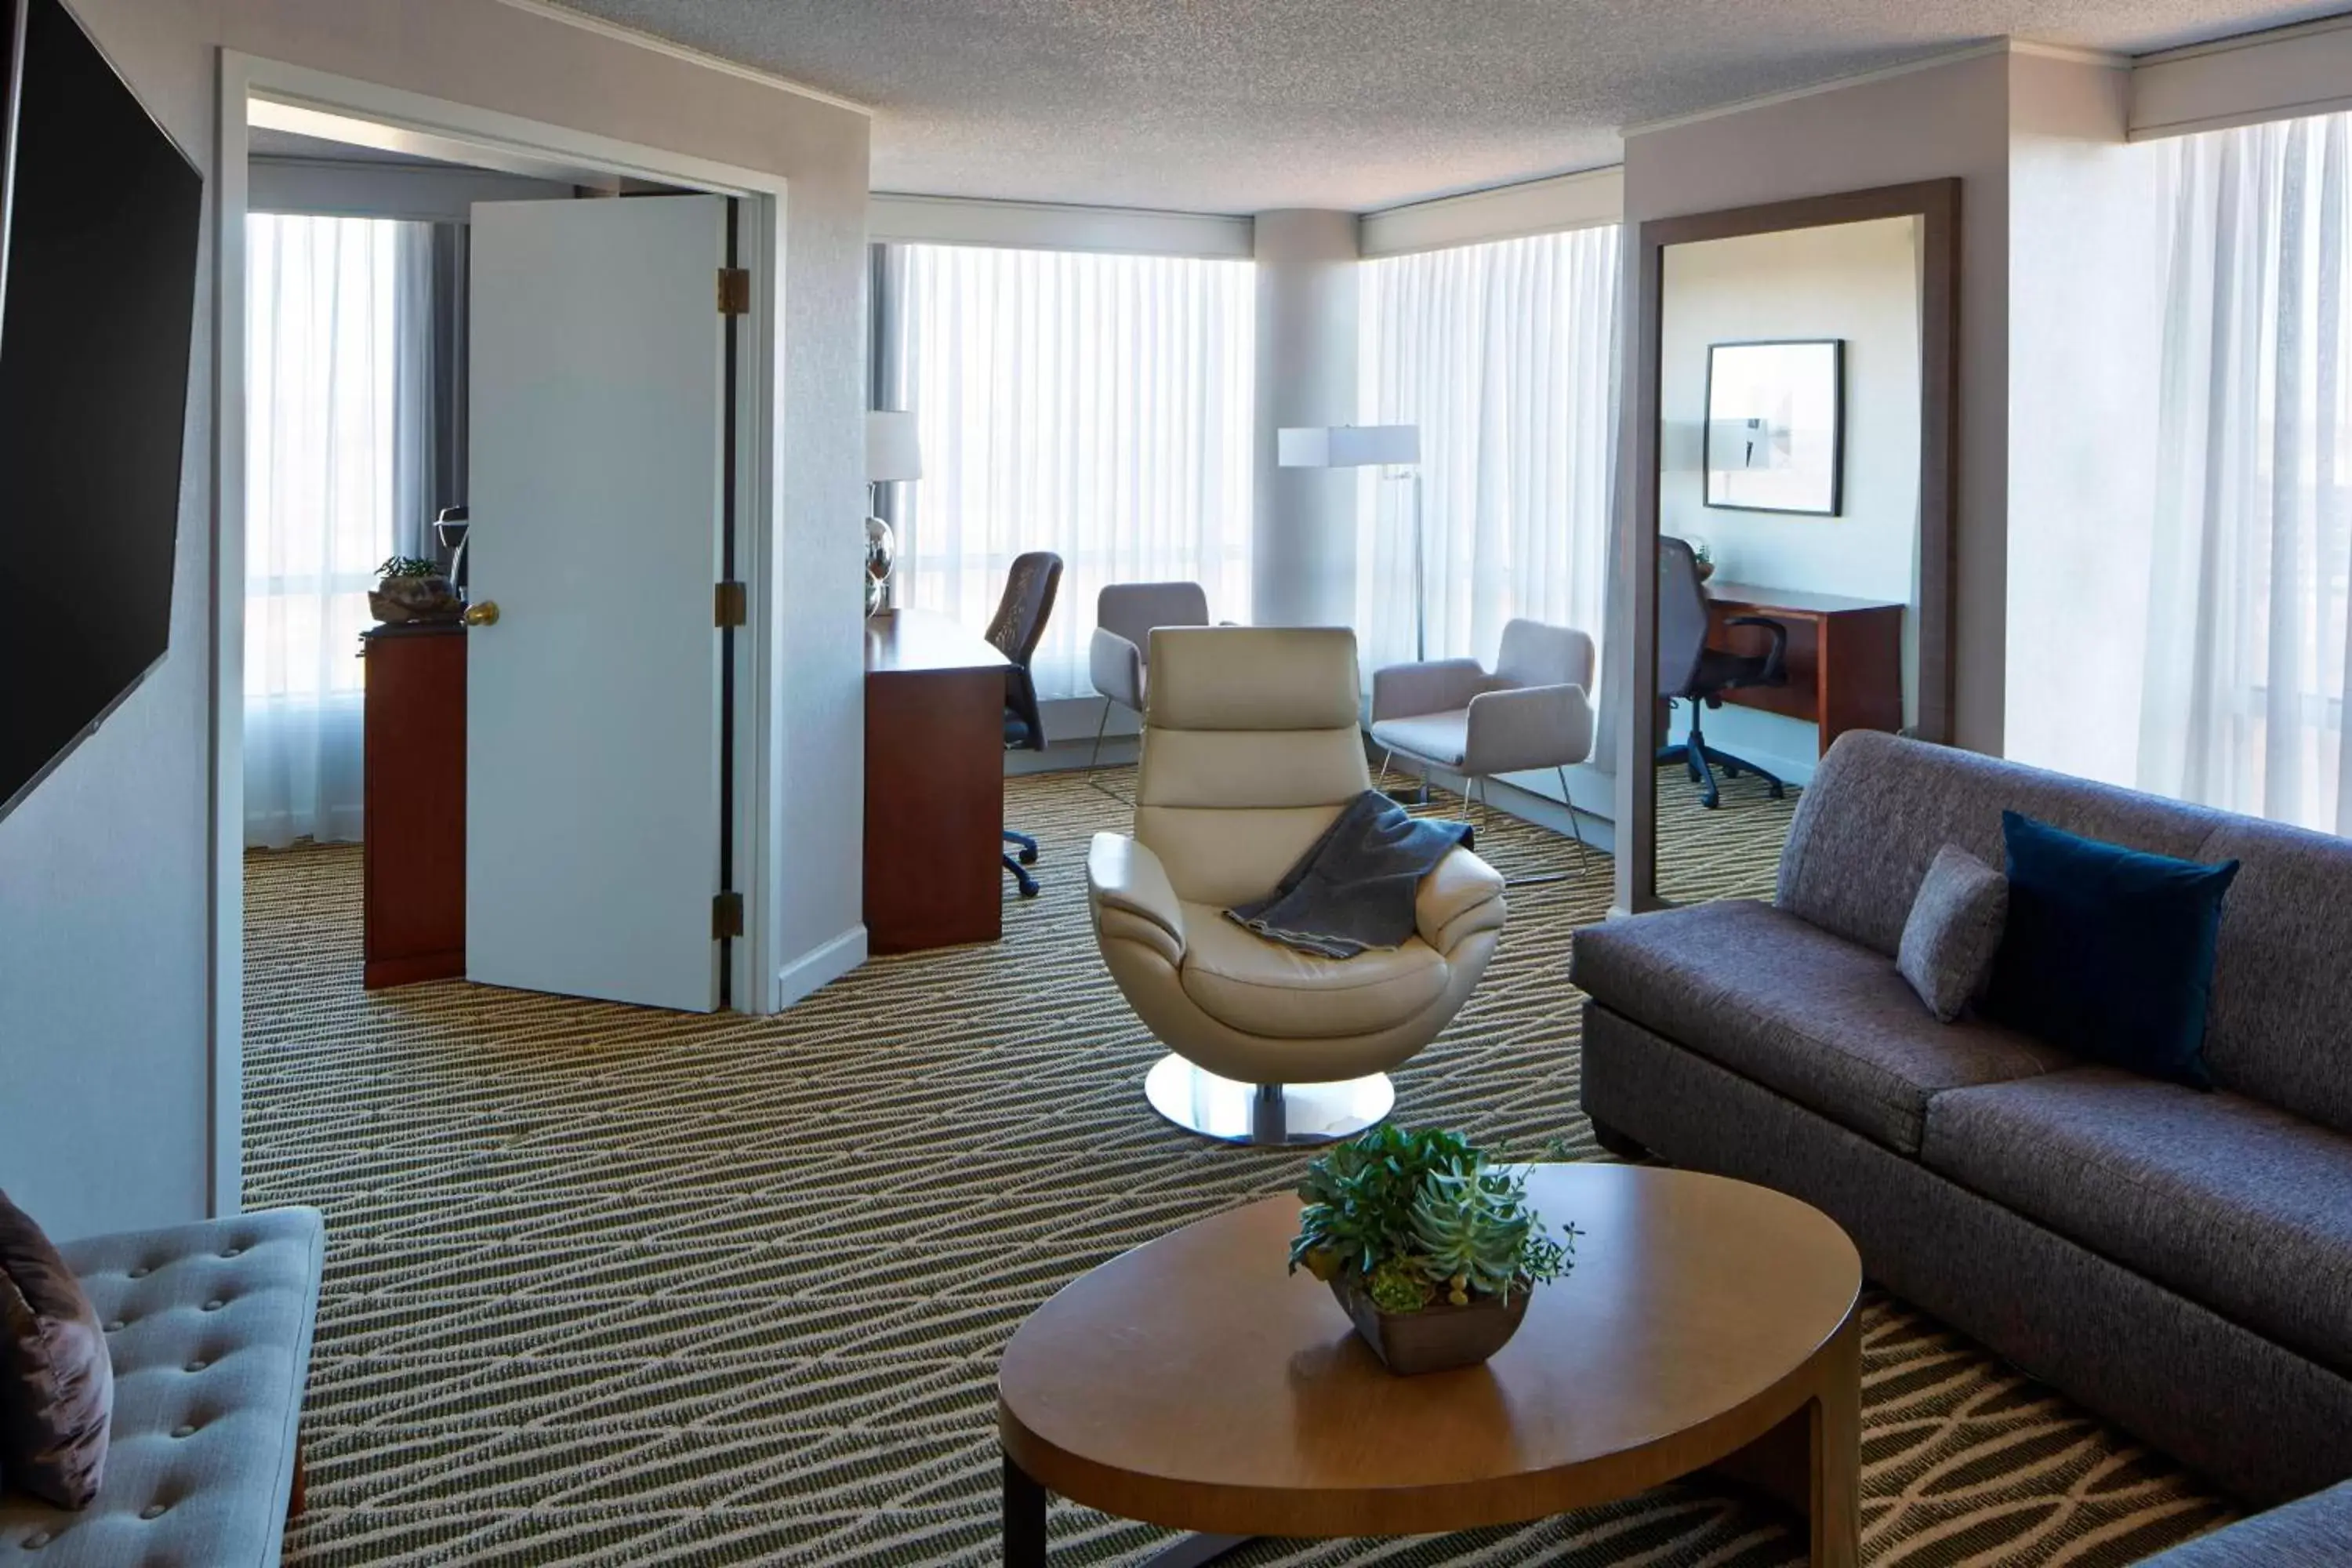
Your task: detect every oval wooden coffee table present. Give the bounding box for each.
[999,1163,1861,1566]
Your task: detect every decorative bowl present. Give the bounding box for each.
[1330,1272,1532,1376]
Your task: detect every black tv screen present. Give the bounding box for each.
[0,0,203,821]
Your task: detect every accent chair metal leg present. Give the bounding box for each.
[1087,699,1129,803]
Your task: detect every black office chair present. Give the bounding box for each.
[1657,535,1789,810]
[986,550,1064,897]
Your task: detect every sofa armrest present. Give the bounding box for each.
[1371,658,1491,722]
[1462,683,1594,777]
[1090,628,1145,710]
[1088,833,1186,963]
[1415,844,1506,953]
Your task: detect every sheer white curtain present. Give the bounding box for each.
[880,242,1254,699]
[1356,227,1620,678]
[2139,113,2352,833]
[244,215,433,848]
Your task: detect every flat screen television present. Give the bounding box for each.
[0,0,204,822]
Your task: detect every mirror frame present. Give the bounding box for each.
[1615,177,1961,915]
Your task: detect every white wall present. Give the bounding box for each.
[2004,56,2169,786]
[0,0,870,1242]
[1658,216,1922,779]
[249,155,575,220]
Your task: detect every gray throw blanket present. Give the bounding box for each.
[1226,790,1473,960]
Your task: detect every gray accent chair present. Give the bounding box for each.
[1367,618,1597,878]
[1088,581,1210,797]
[0,1207,325,1566]
[2133,1480,2352,1563]
[1573,731,2352,1507]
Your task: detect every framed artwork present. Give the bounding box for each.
[1703,339,1844,515]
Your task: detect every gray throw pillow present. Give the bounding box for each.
[1897,845,2009,1023]
[0,1190,112,1508]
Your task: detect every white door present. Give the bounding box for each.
[466,194,731,1012]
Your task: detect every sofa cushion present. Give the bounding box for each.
[1923,1069,2352,1378]
[1180,902,1447,1038]
[1777,731,2230,959]
[2198,816,2352,1137]
[2132,1479,2352,1566]
[1570,900,2069,1153]
[0,1207,325,1568]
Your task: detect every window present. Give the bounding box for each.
[2139,112,2352,833]
[1356,226,1621,677]
[243,213,431,847]
[876,243,1255,699]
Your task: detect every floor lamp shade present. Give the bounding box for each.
[1277,424,1420,468]
[867,410,924,483]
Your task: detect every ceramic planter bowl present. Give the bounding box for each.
[1330,1272,1533,1375]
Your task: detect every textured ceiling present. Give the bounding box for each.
[553,0,2342,212]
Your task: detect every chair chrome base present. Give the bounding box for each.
[1144,1056,1395,1145]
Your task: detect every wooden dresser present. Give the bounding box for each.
[360,622,466,988]
[864,608,1011,953]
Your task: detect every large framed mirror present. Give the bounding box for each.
[1616,180,1959,913]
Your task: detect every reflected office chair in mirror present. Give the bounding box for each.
[988,550,1064,898]
[1087,581,1210,801]
[1657,535,1789,810]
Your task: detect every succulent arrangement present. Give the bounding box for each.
[1289,1126,1577,1315]
[368,555,460,625]
[376,555,441,579]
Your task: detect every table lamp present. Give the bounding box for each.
[866,410,922,615]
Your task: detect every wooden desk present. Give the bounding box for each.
[865,608,1011,953]
[361,622,466,988]
[1704,581,1904,754]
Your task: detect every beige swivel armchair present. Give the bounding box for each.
[1369,618,1598,880]
[1086,626,1508,1145]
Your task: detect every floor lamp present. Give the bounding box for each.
[1276,424,1425,659]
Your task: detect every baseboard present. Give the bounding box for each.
[775,924,866,1010]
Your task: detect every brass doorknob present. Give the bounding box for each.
[463,601,500,627]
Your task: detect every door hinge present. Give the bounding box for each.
[717,267,751,316]
[712,891,744,941]
[713,581,747,628]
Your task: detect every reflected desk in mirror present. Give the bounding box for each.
[1701,582,1903,755]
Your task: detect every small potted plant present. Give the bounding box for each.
[369,554,460,625]
[1289,1126,1578,1376]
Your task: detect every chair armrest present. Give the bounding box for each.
[1087,833,1186,963]
[1415,845,1505,953]
[1724,615,1789,687]
[1370,659,1492,722]
[1091,628,1144,710]
[1461,684,1595,777]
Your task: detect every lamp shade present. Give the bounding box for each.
[867,410,924,483]
[1277,424,1419,468]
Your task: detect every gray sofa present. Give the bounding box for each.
[2135,1479,2352,1563]
[1573,731,2352,1508]
[0,1207,325,1566]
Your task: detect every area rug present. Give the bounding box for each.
[243,766,2232,1566]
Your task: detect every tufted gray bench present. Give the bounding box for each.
[0,1207,325,1566]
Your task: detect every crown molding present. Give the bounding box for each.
[1622,37,2122,140]
[489,0,874,116]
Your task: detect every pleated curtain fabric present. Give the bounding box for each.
[2139,111,2352,833]
[876,242,1256,700]
[1356,227,1621,683]
[243,215,435,848]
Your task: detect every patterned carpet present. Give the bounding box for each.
[242,766,2234,1566]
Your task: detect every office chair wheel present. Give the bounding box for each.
[1019,844,1039,866]
[1004,855,1040,898]
[1766,779,1786,800]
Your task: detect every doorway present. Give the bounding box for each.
[212,56,789,1213]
